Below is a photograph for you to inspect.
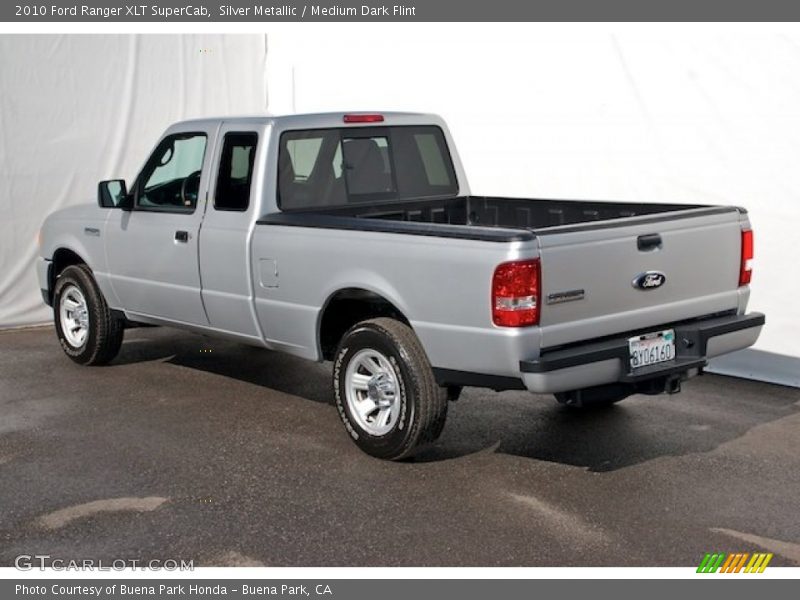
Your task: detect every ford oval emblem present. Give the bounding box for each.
[632,271,666,290]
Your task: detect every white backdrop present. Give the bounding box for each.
[0,34,268,326]
[1,29,798,386]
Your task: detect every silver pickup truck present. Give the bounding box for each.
[37,112,764,460]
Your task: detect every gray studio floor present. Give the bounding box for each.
[1,326,799,567]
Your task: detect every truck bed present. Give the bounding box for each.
[259,196,736,239]
[329,196,707,228]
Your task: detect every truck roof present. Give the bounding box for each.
[167,111,442,132]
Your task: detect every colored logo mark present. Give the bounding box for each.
[697,552,773,573]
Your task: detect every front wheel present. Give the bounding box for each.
[333,318,447,460]
[53,264,124,365]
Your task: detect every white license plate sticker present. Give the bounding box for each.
[628,329,675,370]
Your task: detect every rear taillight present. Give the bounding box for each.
[739,229,754,286]
[492,259,540,327]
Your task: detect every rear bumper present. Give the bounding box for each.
[520,312,765,393]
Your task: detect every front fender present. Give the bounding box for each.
[40,207,119,308]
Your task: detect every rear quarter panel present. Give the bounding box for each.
[250,225,542,376]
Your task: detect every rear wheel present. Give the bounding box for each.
[53,264,124,365]
[333,318,447,460]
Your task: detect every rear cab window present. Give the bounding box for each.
[278,126,457,210]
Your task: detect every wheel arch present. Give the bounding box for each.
[47,247,90,305]
[317,287,412,361]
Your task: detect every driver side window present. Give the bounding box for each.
[136,133,207,212]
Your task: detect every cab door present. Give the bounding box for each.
[197,125,262,339]
[104,128,214,325]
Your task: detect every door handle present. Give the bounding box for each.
[637,233,662,251]
[175,230,190,243]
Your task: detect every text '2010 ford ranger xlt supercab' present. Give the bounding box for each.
[38,112,764,460]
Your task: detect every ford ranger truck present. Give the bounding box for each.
[37,112,765,460]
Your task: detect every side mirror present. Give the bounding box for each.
[98,179,131,209]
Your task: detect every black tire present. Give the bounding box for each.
[333,318,447,460]
[53,264,124,365]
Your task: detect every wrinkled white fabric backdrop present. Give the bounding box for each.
[1,29,798,386]
[0,34,268,326]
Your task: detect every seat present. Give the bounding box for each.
[343,138,393,195]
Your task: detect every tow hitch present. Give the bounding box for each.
[555,370,694,407]
[666,376,682,395]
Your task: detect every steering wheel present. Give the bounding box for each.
[180,171,202,207]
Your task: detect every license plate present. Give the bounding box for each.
[628,329,675,370]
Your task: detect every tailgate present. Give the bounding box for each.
[536,207,747,349]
